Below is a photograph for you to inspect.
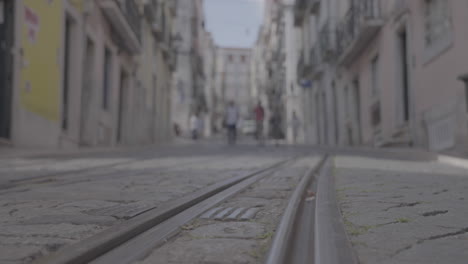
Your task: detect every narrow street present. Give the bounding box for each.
[1,141,467,264]
[2,0,468,263]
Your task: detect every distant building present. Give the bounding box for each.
[215,47,253,121]
[172,0,208,136]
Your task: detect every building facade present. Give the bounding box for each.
[214,47,253,122]
[171,0,209,136]
[1,0,177,149]
[293,0,468,153]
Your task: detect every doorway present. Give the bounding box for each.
[322,91,328,145]
[80,38,95,146]
[62,15,76,131]
[398,28,410,123]
[352,79,362,145]
[0,0,14,139]
[117,70,129,143]
[315,92,321,144]
[332,82,339,145]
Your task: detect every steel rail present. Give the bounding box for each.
[34,159,292,264]
[265,156,327,264]
[0,155,226,193]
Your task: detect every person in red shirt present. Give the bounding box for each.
[254,101,265,145]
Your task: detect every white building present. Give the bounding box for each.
[215,47,253,120]
[202,32,216,137]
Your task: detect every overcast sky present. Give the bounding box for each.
[204,0,264,48]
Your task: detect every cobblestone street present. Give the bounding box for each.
[0,144,292,263]
[1,142,468,264]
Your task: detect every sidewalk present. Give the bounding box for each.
[333,156,468,264]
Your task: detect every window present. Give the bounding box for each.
[371,56,379,97]
[103,48,112,110]
[228,54,233,62]
[424,0,451,48]
[241,55,246,63]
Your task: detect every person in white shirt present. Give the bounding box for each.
[190,113,199,140]
[225,101,239,145]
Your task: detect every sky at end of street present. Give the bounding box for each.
[204,0,264,48]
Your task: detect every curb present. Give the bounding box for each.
[315,158,359,264]
[437,154,468,170]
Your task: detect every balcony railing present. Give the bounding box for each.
[121,0,141,40]
[297,54,305,80]
[100,0,142,53]
[319,21,337,62]
[336,0,383,66]
[309,45,324,79]
[310,0,320,14]
[294,0,307,26]
[144,0,158,22]
[393,0,409,16]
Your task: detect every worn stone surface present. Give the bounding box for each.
[136,157,321,264]
[0,146,289,263]
[335,156,468,264]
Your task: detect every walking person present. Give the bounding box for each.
[254,101,265,145]
[225,101,239,145]
[269,114,281,147]
[190,112,199,140]
[291,111,301,144]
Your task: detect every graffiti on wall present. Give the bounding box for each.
[20,0,62,121]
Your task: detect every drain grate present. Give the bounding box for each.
[200,207,261,221]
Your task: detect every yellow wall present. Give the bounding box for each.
[69,0,84,12]
[20,0,63,121]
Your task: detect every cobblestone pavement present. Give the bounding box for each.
[0,145,292,264]
[334,156,468,264]
[134,157,321,264]
[1,141,465,264]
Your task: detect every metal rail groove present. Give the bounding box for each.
[265,156,327,264]
[34,159,292,264]
[0,155,226,193]
[314,158,358,264]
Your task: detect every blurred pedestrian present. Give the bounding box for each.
[190,112,199,140]
[225,101,239,145]
[270,114,281,147]
[291,111,301,144]
[173,123,181,137]
[254,101,265,145]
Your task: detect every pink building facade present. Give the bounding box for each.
[295,0,468,153]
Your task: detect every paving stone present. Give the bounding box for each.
[190,222,265,239]
[335,159,468,264]
[136,238,258,264]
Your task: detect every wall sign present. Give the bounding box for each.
[0,1,4,25]
[24,6,40,43]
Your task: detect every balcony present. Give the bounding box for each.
[319,21,337,62]
[143,0,158,22]
[294,0,307,26]
[310,0,321,15]
[100,0,142,54]
[297,55,305,80]
[393,0,409,17]
[336,0,383,66]
[309,45,324,79]
[297,49,312,81]
[168,0,177,16]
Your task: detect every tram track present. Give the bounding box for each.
[33,158,292,264]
